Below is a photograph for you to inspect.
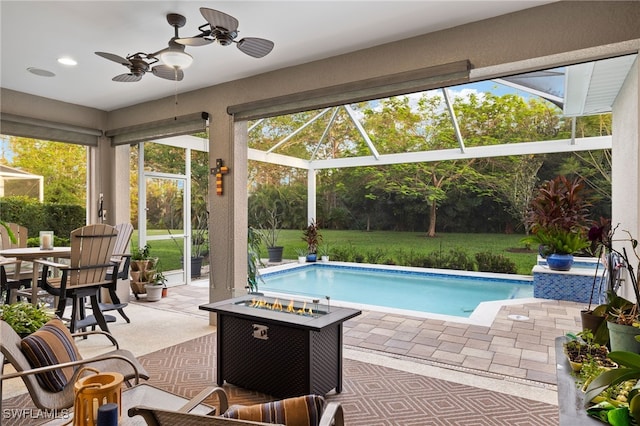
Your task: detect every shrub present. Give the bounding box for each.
[364,247,388,264]
[475,251,518,274]
[439,248,476,271]
[327,244,516,274]
[0,302,55,335]
[0,196,85,239]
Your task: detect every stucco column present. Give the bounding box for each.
[208,112,249,324]
[307,168,317,224]
[91,138,130,226]
[612,58,639,302]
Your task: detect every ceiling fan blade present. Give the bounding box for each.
[96,52,132,66]
[152,65,184,81]
[200,7,239,31]
[237,38,274,58]
[113,73,142,82]
[175,35,214,47]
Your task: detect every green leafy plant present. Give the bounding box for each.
[585,351,640,424]
[0,221,17,244]
[151,269,167,286]
[522,227,590,256]
[247,226,265,293]
[0,302,55,335]
[132,244,151,261]
[318,245,331,257]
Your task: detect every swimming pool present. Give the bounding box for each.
[260,262,534,324]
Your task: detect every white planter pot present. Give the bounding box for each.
[297,256,306,264]
[144,284,163,302]
[321,256,329,262]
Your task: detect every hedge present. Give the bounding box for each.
[0,196,85,240]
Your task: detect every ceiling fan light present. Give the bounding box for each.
[160,50,193,69]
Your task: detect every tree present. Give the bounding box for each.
[484,155,543,233]
[8,137,86,205]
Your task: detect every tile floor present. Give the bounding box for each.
[135,281,584,387]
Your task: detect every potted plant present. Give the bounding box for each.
[587,223,640,352]
[522,227,590,270]
[262,205,283,263]
[522,175,592,271]
[319,245,330,262]
[582,219,614,337]
[190,209,209,278]
[130,244,154,297]
[295,248,307,264]
[145,269,166,302]
[302,219,322,262]
[563,329,615,372]
[131,244,152,272]
[0,302,55,337]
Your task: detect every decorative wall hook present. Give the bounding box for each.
[212,159,229,195]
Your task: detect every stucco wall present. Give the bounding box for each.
[612,58,640,302]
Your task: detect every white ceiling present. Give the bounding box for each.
[0,1,555,112]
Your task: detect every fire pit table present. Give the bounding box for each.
[200,295,361,398]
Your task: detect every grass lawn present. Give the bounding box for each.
[134,230,539,275]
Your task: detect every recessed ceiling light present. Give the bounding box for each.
[27,67,55,77]
[57,57,77,66]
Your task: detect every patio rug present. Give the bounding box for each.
[3,333,559,425]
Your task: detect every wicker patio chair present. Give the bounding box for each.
[129,386,343,426]
[0,318,149,413]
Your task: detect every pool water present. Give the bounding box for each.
[261,264,533,318]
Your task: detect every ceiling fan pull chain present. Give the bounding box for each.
[174,68,179,120]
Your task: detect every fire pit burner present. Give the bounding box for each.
[200,295,361,398]
[239,297,328,317]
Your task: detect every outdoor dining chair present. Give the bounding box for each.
[0,257,21,304]
[0,222,33,292]
[98,222,134,324]
[0,318,148,413]
[37,224,120,333]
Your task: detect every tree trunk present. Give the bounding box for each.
[427,200,437,237]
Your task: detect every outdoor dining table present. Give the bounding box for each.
[0,246,71,305]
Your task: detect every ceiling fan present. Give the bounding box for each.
[175,7,275,58]
[95,13,191,82]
